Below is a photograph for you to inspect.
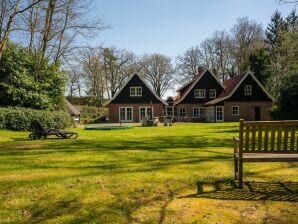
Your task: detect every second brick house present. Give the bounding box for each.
[171,69,274,122]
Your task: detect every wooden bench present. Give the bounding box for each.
[233,119,298,188]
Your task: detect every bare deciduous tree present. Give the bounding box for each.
[139,53,175,97]
[175,46,204,82]
[79,46,137,104]
[0,0,42,60]
[231,17,265,73]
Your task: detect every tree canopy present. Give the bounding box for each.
[0,43,66,110]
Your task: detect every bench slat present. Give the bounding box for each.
[283,127,288,151]
[264,127,269,150]
[243,120,298,127]
[270,127,276,150]
[251,126,256,151]
[258,126,262,150]
[277,127,282,151]
[289,127,295,151]
[245,126,250,151]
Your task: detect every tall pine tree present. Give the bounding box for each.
[265,10,286,47]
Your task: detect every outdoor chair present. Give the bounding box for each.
[29,121,78,140]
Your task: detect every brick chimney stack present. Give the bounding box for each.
[197,66,205,75]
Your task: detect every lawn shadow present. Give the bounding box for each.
[180,179,298,202]
[4,135,233,155]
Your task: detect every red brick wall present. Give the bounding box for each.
[175,104,204,117]
[108,103,164,123]
[224,101,272,122]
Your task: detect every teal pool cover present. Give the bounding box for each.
[84,125,134,130]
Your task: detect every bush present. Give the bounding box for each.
[0,43,66,110]
[80,106,108,124]
[270,70,298,120]
[0,107,72,131]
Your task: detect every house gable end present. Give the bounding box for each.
[229,73,272,101]
[108,74,166,104]
[178,70,225,104]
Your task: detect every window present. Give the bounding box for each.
[199,89,206,98]
[216,106,224,122]
[130,87,142,96]
[244,85,252,96]
[119,107,133,122]
[232,106,239,116]
[206,107,214,121]
[209,89,216,98]
[179,108,186,117]
[194,89,199,98]
[194,89,206,99]
[166,107,174,116]
[139,107,153,121]
[193,107,205,118]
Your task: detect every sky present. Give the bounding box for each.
[89,0,296,58]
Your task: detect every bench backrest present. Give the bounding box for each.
[239,119,298,153]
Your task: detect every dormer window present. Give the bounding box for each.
[244,85,252,96]
[130,87,142,96]
[209,89,216,98]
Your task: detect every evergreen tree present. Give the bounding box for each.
[286,10,298,30]
[249,48,271,86]
[265,11,286,47]
[271,70,298,120]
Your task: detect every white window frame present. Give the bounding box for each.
[194,89,199,99]
[206,107,215,122]
[244,85,252,96]
[232,106,239,116]
[193,107,205,118]
[166,106,174,117]
[179,108,186,117]
[119,107,133,122]
[130,86,142,96]
[209,89,216,98]
[139,106,153,121]
[215,106,224,122]
[198,89,206,99]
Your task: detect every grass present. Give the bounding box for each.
[0,123,297,224]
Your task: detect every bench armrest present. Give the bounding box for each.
[233,137,239,153]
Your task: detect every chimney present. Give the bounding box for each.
[197,66,205,75]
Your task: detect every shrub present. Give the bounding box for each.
[80,106,108,124]
[0,43,66,110]
[270,70,298,120]
[0,107,72,131]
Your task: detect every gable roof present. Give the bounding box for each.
[174,69,225,105]
[105,73,167,106]
[65,99,81,116]
[205,71,274,105]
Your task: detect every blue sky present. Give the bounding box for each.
[90,0,295,58]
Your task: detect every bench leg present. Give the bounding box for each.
[238,159,243,189]
[234,156,238,180]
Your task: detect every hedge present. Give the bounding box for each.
[80,106,108,124]
[0,107,72,131]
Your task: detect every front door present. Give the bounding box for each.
[216,106,224,122]
[119,107,133,122]
[139,107,153,121]
[254,106,261,121]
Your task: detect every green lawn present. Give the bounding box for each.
[0,123,297,224]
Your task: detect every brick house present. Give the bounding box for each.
[106,73,167,123]
[171,69,274,122]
